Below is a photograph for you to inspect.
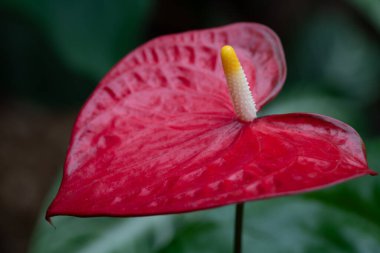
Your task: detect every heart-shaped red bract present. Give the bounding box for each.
[47,23,375,219]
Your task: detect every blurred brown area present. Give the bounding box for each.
[0,100,75,253]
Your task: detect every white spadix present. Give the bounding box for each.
[221,45,257,122]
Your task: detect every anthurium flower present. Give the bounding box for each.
[47,23,375,220]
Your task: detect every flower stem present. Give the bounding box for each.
[234,203,244,253]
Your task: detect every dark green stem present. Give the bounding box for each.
[234,203,244,253]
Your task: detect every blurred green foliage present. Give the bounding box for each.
[288,10,380,103]
[0,0,153,106]
[347,0,380,32]
[1,0,152,78]
[1,0,378,252]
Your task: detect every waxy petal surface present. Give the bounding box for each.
[47,23,373,219]
[48,112,373,218]
[75,22,286,135]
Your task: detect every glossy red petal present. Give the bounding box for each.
[47,23,286,219]
[76,23,285,134]
[47,112,374,218]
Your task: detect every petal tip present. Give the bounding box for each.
[369,169,378,176]
[45,211,56,228]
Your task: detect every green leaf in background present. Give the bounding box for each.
[346,0,380,32]
[261,88,358,121]
[288,9,380,104]
[28,139,380,253]
[1,0,153,79]
[367,138,380,170]
[260,86,368,135]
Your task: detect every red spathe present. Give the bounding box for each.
[47,23,375,219]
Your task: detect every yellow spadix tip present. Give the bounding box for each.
[220,45,257,122]
[221,45,241,75]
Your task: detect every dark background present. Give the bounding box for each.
[1,0,379,253]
